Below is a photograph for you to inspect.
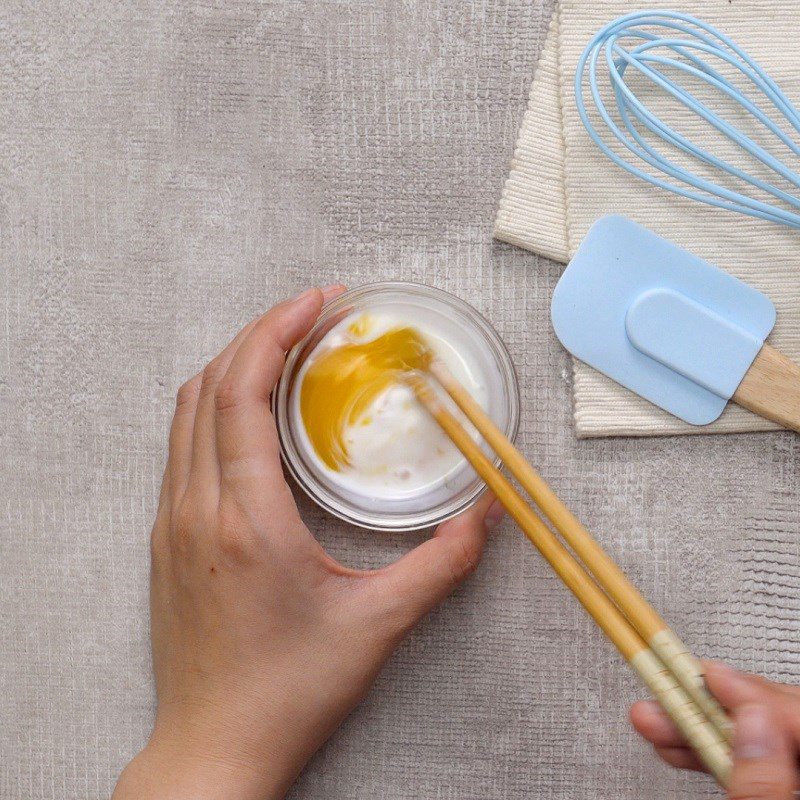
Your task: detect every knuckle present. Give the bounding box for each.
[446,537,481,586]
[213,379,247,415]
[172,501,199,552]
[257,333,288,384]
[149,521,169,565]
[216,504,258,565]
[200,358,227,396]
[217,526,257,565]
[264,335,286,368]
[175,374,202,410]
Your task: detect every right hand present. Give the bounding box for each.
[630,661,800,799]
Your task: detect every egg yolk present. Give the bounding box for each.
[300,323,432,470]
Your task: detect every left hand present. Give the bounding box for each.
[112,285,504,800]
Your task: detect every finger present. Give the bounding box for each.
[371,492,503,624]
[701,661,781,694]
[187,315,263,495]
[708,663,800,749]
[705,662,772,710]
[653,745,706,773]
[214,287,326,499]
[321,283,347,304]
[629,700,686,749]
[168,371,202,503]
[728,703,796,800]
[774,681,800,700]
[187,283,345,495]
[706,661,800,707]
[629,701,709,774]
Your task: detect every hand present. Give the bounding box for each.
[630,661,800,799]
[112,286,504,800]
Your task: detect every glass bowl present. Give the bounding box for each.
[273,282,520,531]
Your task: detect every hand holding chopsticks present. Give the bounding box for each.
[408,363,734,787]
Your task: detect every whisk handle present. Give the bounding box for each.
[733,344,800,433]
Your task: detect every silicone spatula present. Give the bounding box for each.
[551,216,800,432]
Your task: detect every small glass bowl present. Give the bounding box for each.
[273,282,520,531]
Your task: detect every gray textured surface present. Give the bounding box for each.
[1,2,798,798]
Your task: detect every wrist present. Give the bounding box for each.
[112,733,292,800]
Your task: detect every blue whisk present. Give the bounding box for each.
[575,10,800,228]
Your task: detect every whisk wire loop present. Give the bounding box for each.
[576,10,800,228]
[608,40,800,180]
[584,39,794,225]
[609,48,800,204]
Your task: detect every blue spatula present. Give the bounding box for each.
[551,216,800,432]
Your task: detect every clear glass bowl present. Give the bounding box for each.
[273,282,520,531]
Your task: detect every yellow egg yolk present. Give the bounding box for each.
[300,323,432,470]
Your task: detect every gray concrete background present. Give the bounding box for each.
[2,2,798,798]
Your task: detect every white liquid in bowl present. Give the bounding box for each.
[289,305,489,501]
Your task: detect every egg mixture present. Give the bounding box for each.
[292,309,489,499]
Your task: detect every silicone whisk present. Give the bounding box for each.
[575,10,800,228]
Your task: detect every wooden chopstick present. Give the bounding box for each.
[407,372,732,787]
[429,360,733,744]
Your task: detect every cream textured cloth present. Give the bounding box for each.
[496,0,800,437]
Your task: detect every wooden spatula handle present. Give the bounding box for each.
[732,343,800,433]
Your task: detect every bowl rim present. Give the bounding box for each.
[272,280,521,531]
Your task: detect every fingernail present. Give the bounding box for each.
[734,704,779,760]
[485,500,505,531]
[290,287,317,303]
[321,283,345,303]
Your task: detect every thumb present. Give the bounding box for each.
[728,703,796,800]
[374,492,505,625]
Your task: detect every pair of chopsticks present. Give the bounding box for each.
[409,361,734,787]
